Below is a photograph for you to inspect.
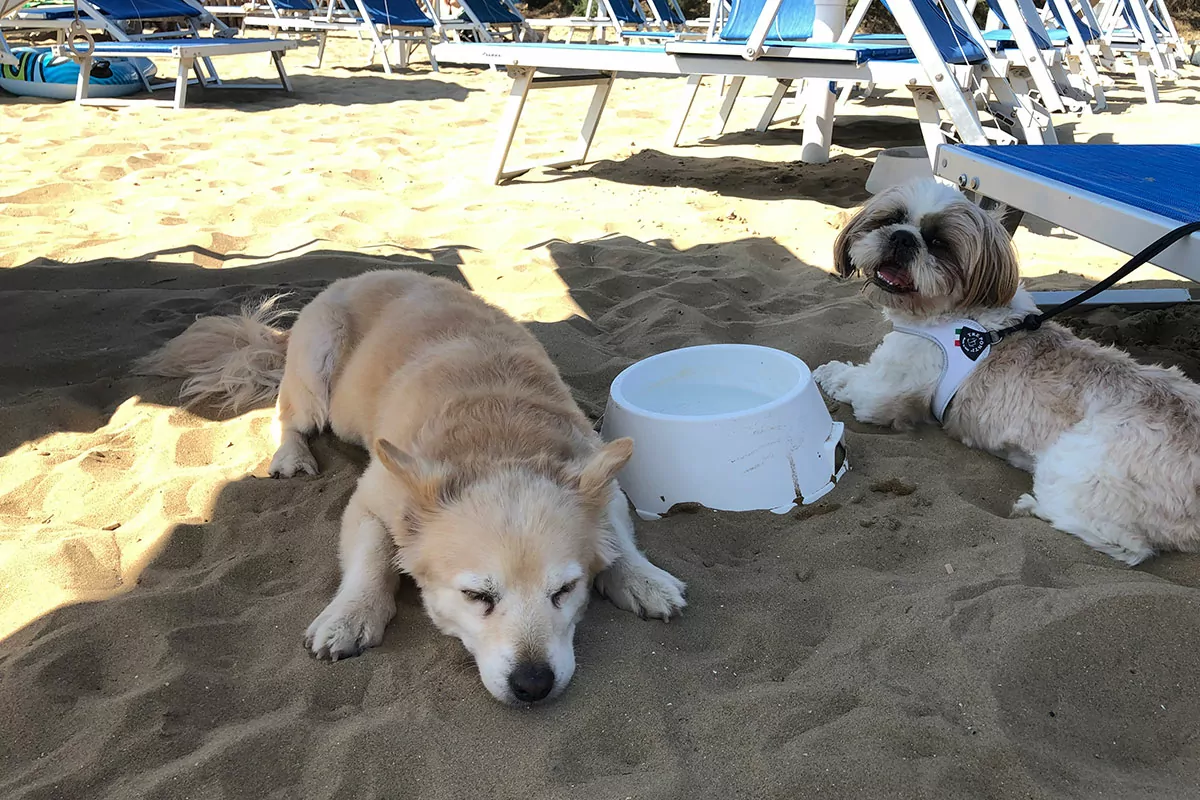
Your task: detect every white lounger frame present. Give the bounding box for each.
[1,0,290,100]
[63,38,296,108]
[752,0,1066,142]
[1,0,230,63]
[935,144,1200,283]
[975,0,1098,112]
[1038,0,1114,104]
[433,0,1055,185]
[1094,0,1180,101]
[689,0,1055,157]
[243,0,441,72]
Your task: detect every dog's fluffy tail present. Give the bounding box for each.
[137,295,293,412]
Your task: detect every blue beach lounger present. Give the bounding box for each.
[431,0,1054,183]
[936,143,1200,304]
[3,0,296,105]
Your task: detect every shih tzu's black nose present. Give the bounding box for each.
[889,229,920,254]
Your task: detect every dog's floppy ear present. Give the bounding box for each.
[832,204,874,279]
[375,438,451,512]
[962,205,1020,308]
[573,438,634,509]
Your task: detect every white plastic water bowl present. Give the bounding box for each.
[600,344,849,520]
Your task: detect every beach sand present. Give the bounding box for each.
[3,35,1200,799]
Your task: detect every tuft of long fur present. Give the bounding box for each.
[136,295,294,412]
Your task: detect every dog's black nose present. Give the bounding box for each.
[890,229,920,253]
[508,662,555,703]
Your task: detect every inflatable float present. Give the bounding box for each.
[0,46,156,100]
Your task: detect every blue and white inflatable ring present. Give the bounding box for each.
[0,46,156,100]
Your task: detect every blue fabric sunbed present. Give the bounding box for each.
[22,0,202,18]
[458,0,520,25]
[357,0,432,27]
[936,144,1200,281]
[69,36,297,108]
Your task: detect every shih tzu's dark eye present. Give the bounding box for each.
[883,210,907,226]
[923,231,947,251]
[463,589,497,615]
[550,580,578,608]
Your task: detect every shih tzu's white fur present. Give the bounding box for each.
[813,179,1200,566]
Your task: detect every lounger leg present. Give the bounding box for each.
[669,73,704,147]
[1094,40,1116,70]
[379,41,394,74]
[137,64,154,95]
[755,78,792,132]
[489,66,535,184]
[910,88,948,165]
[315,31,328,67]
[714,75,743,137]
[834,81,853,107]
[780,82,808,127]
[273,51,293,92]
[425,30,438,72]
[1133,54,1159,103]
[570,73,614,165]
[74,55,93,104]
[1072,48,1108,110]
[175,57,193,110]
[192,60,209,93]
[200,56,221,86]
[368,24,394,74]
[981,72,1055,144]
[800,79,836,164]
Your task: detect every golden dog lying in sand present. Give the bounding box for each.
[140,269,686,704]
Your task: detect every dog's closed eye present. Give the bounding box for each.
[550,580,578,608]
[463,589,497,615]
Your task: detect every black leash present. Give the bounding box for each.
[985,219,1200,346]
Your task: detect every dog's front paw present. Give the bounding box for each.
[1011,493,1041,518]
[595,558,686,621]
[305,595,394,661]
[812,360,855,401]
[270,442,319,478]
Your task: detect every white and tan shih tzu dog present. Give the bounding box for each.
[813,179,1200,566]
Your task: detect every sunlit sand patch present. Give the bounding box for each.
[0,396,275,641]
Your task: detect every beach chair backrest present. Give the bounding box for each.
[92,0,203,19]
[718,0,813,42]
[271,0,317,11]
[1045,0,1099,40]
[356,0,434,24]
[983,0,1052,48]
[883,0,986,63]
[604,0,647,25]
[457,0,521,24]
[645,0,685,24]
[1119,0,1157,42]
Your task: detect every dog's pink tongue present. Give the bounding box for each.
[878,265,913,288]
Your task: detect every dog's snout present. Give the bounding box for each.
[508,661,555,703]
[889,229,920,253]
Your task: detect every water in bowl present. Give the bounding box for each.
[635,382,778,417]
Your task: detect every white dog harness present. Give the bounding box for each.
[890,319,992,423]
